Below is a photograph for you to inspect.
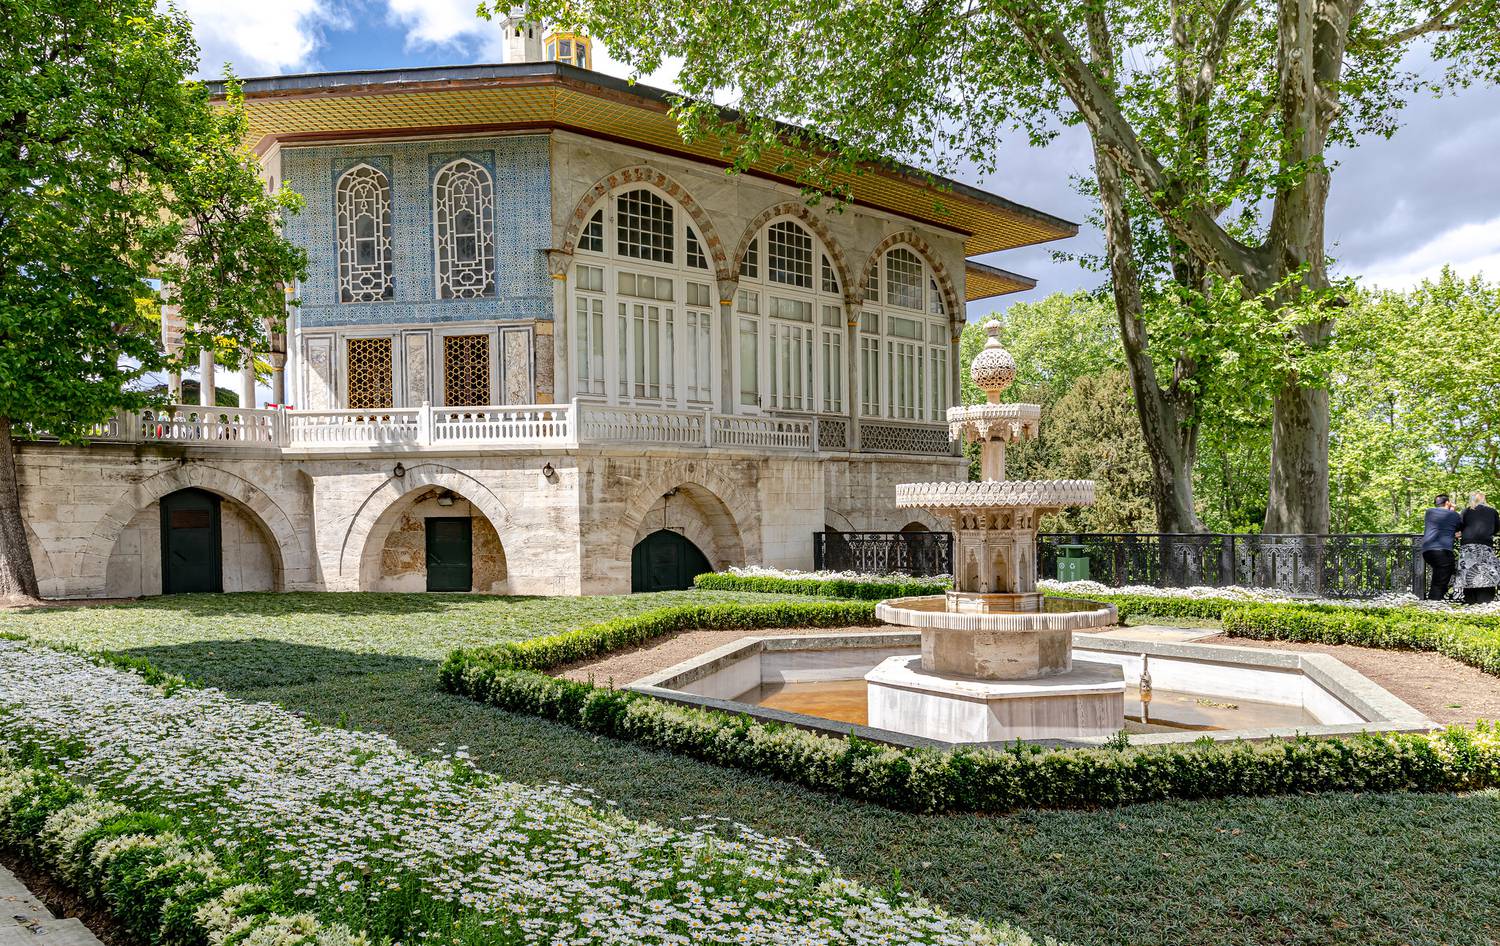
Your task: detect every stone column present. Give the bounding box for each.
[268,353,287,405]
[240,349,257,410]
[545,249,572,403]
[844,295,862,452]
[198,348,216,407]
[167,369,183,403]
[717,276,739,415]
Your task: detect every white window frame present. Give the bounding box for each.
[568,184,720,410]
[335,164,393,304]
[432,158,496,300]
[734,216,846,416]
[861,245,953,423]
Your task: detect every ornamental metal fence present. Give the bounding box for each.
[813,531,953,578]
[1036,532,1425,599]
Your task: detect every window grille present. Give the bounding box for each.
[864,262,880,301]
[686,227,708,269]
[885,247,924,309]
[346,337,393,409]
[434,160,495,299]
[929,275,946,316]
[616,189,674,264]
[443,333,491,406]
[336,166,393,303]
[579,210,604,253]
[767,221,814,288]
[821,254,840,294]
[740,238,759,278]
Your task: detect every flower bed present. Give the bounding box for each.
[441,602,1500,815]
[0,641,1035,946]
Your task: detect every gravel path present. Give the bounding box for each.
[557,626,888,686]
[1216,636,1500,726]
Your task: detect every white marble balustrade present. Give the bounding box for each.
[64,402,946,456]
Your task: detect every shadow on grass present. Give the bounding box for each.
[120,638,436,691]
[19,591,552,619]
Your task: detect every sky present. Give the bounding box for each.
[178,0,1500,322]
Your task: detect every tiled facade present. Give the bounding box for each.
[282,136,552,328]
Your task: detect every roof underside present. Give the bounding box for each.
[213,63,1074,302]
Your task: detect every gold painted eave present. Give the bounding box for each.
[965,262,1037,301]
[213,64,1078,258]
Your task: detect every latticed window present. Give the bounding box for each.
[685,227,708,269]
[929,275,946,316]
[443,333,491,406]
[740,237,759,278]
[336,166,393,303]
[864,261,880,301]
[579,210,604,253]
[767,221,814,288]
[885,247,924,309]
[434,160,495,299]
[821,254,840,294]
[616,189,673,264]
[346,337,393,409]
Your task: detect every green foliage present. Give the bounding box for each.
[694,572,947,600]
[453,600,878,672]
[1222,602,1500,676]
[1045,370,1156,532]
[0,2,305,438]
[443,637,1500,814]
[0,755,318,946]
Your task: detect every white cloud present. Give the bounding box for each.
[1358,215,1500,290]
[173,0,343,77]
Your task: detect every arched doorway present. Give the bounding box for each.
[160,488,222,594]
[631,530,711,592]
[357,487,508,594]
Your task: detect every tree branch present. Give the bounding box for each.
[1373,0,1471,46]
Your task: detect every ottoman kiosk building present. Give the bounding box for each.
[18,32,1076,598]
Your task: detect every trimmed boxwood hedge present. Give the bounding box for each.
[465,600,878,672]
[693,572,948,600]
[439,598,1500,813]
[1222,602,1500,676]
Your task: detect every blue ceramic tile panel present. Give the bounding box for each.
[281,136,552,328]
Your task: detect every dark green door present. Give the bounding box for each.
[160,488,222,594]
[425,517,472,592]
[631,529,712,592]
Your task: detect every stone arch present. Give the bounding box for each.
[731,202,854,295]
[859,229,962,323]
[82,464,310,592]
[337,463,516,587]
[616,461,760,570]
[23,520,58,599]
[559,165,731,277]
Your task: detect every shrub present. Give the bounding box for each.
[453,600,878,673]
[1222,602,1500,676]
[440,649,1500,814]
[693,572,947,600]
[0,753,360,946]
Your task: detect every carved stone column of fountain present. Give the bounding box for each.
[865,320,1126,742]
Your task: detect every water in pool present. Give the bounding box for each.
[734,679,1322,732]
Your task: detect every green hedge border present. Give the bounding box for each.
[441,597,1500,814]
[694,572,947,600]
[0,754,362,946]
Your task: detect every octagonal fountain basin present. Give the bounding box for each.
[627,631,1436,749]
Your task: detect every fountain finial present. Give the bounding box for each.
[969,320,1017,404]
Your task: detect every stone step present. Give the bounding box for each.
[0,865,55,928]
[0,918,101,946]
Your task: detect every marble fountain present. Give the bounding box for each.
[628,323,1436,747]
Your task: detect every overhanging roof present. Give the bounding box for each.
[964,261,1037,300]
[207,63,1076,283]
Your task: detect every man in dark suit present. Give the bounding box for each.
[1422,493,1461,600]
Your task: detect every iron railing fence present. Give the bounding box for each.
[1037,532,1425,599]
[813,531,953,578]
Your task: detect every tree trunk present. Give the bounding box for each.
[0,417,40,601]
[1264,376,1330,533]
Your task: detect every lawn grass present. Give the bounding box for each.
[4,591,1499,946]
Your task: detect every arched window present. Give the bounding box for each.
[433,159,495,299]
[570,184,715,406]
[336,165,393,303]
[861,245,952,422]
[736,218,846,414]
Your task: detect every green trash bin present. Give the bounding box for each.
[1055,544,1091,582]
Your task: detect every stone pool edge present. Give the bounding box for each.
[625,631,1439,750]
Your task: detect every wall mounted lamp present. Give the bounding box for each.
[392,462,406,479]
